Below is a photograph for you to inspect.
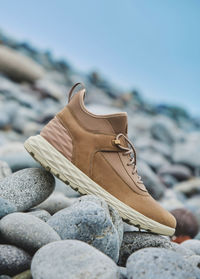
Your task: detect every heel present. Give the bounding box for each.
[40,116,73,162]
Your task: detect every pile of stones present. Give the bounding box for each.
[0,166,199,278]
[0,29,200,278]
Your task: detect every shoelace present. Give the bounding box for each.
[113,133,143,184]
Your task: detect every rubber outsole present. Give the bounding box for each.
[24,135,175,236]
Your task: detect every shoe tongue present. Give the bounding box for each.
[108,113,128,135]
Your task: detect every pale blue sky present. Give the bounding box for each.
[0,0,200,115]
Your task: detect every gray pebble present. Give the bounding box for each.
[187,255,200,270]
[0,168,55,211]
[123,222,139,232]
[170,242,195,257]
[118,231,173,266]
[126,247,200,279]
[0,45,44,82]
[0,213,60,253]
[0,143,39,172]
[26,209,51,222]
[31,240,120,279]
[160,174,178,188]
[185,195,200,211]
[158,164,192,181]
[0,160,12,180]
[137,160,165,199]
[47,195,120,262]
[0,197,16,219]
[0,276,12,279]
[150,117,176,144]
[139,149,169,171]
[55,178,80,197]
[195,232,200,240]
[119,267,127,279]
[108,204,124,247]
[174,178,200,196]
[181,239,200,255]
[0,244,31,276]
[173,140,200,169]
[35,192,76,214]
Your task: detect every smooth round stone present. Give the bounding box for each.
[170,242,195,258]
[55,178,80,197]
[81,196,124,244]
[135,137,171,158]
[108,204,124,247]
[150,116,176,144]
[139,149,169,171]
[35,192,76,214]
[35,78,65,100]
[173,140,200,168]
[12,270,32,279]
[126,248,200,279]
[123,222,139,232]
[185,206,200,229]
[118,232,173,266]
[185,196,200,213]
[22,121,43,137]
[0,143,39,172]
[0,197,16,219]
[162,188,186,202]
[31,240,120,279]
[195,233,200,240]
[0,213,60,253]
[0,160,12,180]
[170,208,199,238]
[187,255,200,270]
[47,195,121,262]
[160,174,178,188]
[11,106,39,133]
[174,178,200,196]
[27,209,51,222]
[0,276,11,279]
[160,197,184,211]
[137,160,165,200]
[119,267,127,279]
[181,240,200,255]
[0,245,31,276]
[0,45,44,82]
[158,164,192,181]
[0,168,55,211]
[159,188,185,211]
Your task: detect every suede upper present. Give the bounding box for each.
[40,87,176,229]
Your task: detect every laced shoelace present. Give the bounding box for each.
[113,133,143,184]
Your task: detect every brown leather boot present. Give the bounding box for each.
[24,83,176,236]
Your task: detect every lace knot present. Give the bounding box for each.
[113,133,143,184]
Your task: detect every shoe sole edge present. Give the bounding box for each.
[24,135,175,236]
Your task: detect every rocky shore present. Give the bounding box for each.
[0,30,200,278]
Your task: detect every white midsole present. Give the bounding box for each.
[24,135,175,236]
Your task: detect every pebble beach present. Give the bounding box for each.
[0,30,200,278]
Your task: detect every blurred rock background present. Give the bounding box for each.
[0,28,200,241]
[0,1,200,277]
[0,22,200,277]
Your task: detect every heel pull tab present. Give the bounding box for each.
[68,82,85,103]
